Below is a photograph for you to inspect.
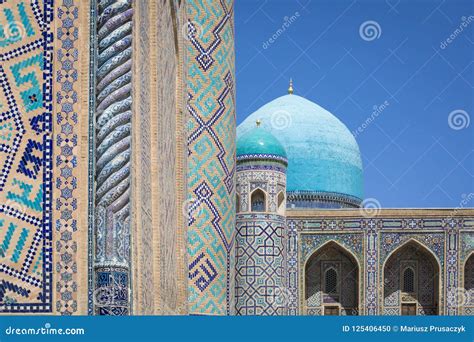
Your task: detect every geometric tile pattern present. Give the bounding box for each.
[94,266,128,316]
[186,0,236,315]
[460,232,474,262]
[365,225,377,315]
[382,242,439,315]
[300,233,363,262]
[54,0,80,315]
[234,154,287,315]
[463,254,473,315]
[298,232,363,315]
[0,0,54,313]
[235,214,286,315]
[305,243,359,315]
[287,214,474,315]
[379,232,445,267]
[445,221,459,315]
[235,168,286,213]
[460,232,474,315]
[286,220,298,315]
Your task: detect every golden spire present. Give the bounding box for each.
[256,119,261,127]
[288,78,294,94]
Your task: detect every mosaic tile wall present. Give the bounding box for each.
[287,212,474,315]
[235,214,287,315]
[460,232,474,315]
[379,232,444,315]
[185,0,236,315]
[305,242,359,315]
[463,253,474,315]
[236,168,286,213]
[0,0,54,313]
[234,158,287,315]
[53,0,89,316]
[382,241,439,315]
[299,233,363,315]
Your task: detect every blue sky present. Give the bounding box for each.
[234,0,474,208]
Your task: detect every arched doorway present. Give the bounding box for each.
[305,241,359,315]
[383,240,439,315]
[464,253,474,314]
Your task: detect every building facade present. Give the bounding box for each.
[235,91,474,316]
[0,0,472,316]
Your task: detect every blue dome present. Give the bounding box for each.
[237,94,363,200]
[237,124,287,160]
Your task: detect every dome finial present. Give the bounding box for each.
[288,78,294,94]
[256,119,262,127]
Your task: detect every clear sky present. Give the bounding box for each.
[234,0,473,208]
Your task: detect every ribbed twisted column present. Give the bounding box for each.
[93,0,133,315]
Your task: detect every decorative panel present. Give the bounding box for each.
[0,0,53,313]
[53,0,89,315]
[288,212,473,315]
[92,0,133,315]
[185,0,236,315]
[235,214,286,315]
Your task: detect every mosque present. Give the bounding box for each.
[234,84,474,316]
[0,0,472,316]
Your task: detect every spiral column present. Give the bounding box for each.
[93,0,133,315]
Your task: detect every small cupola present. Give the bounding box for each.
[236,120,287,167]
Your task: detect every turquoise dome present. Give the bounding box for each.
[237,125,287,159]
[237,94,363,200]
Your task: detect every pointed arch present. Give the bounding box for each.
[464,251,474,268]
[277,191,285,214]
[303,240,361,270]
[463,252,474,313]
[250,188,266,212]
[382,239,440,315]
[464,251,474,269]
[383,238,442,271]
[304,240,360,316]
